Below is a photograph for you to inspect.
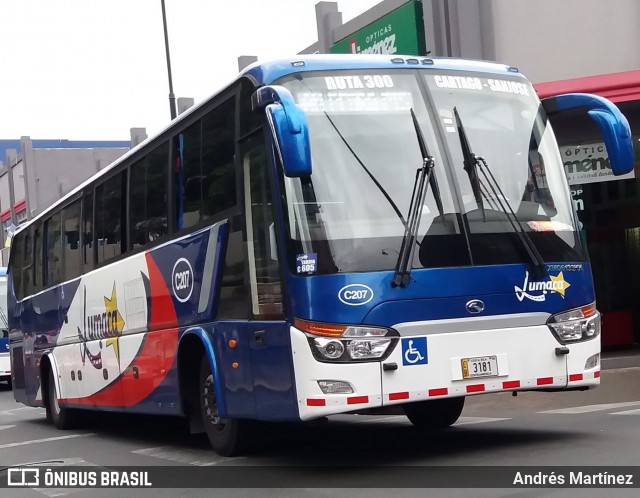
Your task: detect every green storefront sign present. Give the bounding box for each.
[330,0,426,56]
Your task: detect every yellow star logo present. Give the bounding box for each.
[549,272,570,298]
[104,283,125,364]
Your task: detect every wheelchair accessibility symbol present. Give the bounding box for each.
[401,337,428,366]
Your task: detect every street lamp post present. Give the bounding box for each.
[161,0,177,120]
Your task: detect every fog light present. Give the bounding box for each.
[585,353,600,370]
[318,380,354,394]
[314,338,345,359]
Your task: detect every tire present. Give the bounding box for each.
[403,396,465,429]
[46,371,77,430]
[199,356,248,456]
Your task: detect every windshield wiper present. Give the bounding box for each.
[393,109,443,288]
[453,107,546,276]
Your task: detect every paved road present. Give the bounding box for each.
[0,364,639,497]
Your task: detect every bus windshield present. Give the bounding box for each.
[277,69,584,275]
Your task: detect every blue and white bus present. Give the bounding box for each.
[7,55,634,455]
[0,267,9,386]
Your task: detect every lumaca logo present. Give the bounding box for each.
[514,271,571,302]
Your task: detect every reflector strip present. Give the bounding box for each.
[429,388,448,397]
[569,373,584,382]
[306,399,326,407]
[389,392,409,401]
[347,395,369,405]
[594,371,601,378]
[537,377,554,385]
[502,380,521,389]
[466,384,485,393]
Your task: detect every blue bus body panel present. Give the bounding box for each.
[285,264,594,326]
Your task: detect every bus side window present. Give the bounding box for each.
[202,98,236,221]
[62,200,81,281]
[11,231,24,300]
[83,193,94,271]
[96,171,126,264]
[45,213,63,287]
[21,227,34,297]
[130,143,169,249]
[34,223,43,292]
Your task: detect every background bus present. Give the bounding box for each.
[7,55,634,456]
[0,267,10,387]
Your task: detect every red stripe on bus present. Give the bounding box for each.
[347,396,369,405]
[466,384,485,393]
[537,377,554,385]
[502,380,520,389]
[429,388,448,397]
[569,374,584,382]
[307,399,326,407]
[389,392,409,401]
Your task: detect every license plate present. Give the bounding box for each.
[461,356,498,379]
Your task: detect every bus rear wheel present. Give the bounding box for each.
[46,371,77,430]
[199,357,248,456]
[403,397,465,429]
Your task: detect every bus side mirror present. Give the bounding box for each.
[541,93,634,176]
[252,85,312,177]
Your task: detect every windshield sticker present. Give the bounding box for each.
[431,76,530,96]
[433,75,483,90]
[296,253,317,274]
[338,284,374,306]
[324,75,394,90]
[546,264,583,273]
[297,90,413,113]
[527,221,574,232]
[514,271,571,302]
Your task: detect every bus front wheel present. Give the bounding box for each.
[46,371,77,430]
[199,357,248,456]
[403,396,465,429]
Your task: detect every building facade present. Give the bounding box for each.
[0,130,147,264]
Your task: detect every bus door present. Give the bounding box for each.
[242,132,297,419]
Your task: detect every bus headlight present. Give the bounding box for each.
[547,303,600,343]
[296,319,399,363]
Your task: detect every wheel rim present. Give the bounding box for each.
[202,373,225,432]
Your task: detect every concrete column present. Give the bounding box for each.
[20,136,36,220]
[5,149,18,226]
[238,55,258,71]
[130,128,148,148]
[315,2,343,53]
[177,97,195,115]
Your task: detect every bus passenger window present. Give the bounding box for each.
[176,122,202,229]
[21,228,34,297]
[95,171,126,264]
[62,200,81,281]
[130,143,169,248]
[174,96,237,232]
[34,224,43,292]
[45,213,62,287]
[10,232,24,299]
[202,98,236,220]
[83,193,94,271]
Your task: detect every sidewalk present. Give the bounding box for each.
[601,345,640,370]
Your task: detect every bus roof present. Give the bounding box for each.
[13,55,525,236]
[240,54,521,86]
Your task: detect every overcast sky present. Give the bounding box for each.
[1,0,380,141]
